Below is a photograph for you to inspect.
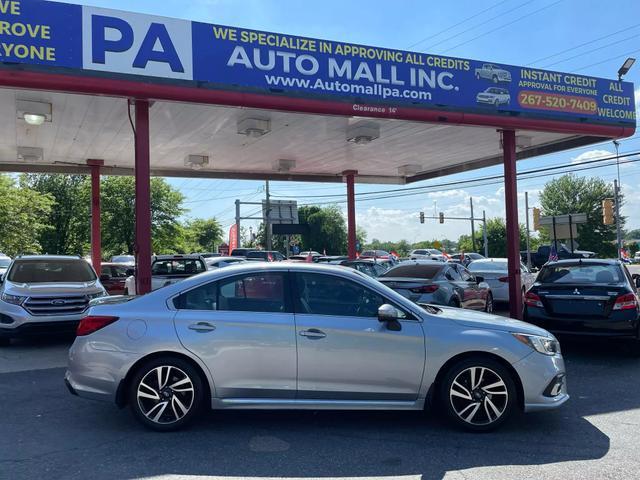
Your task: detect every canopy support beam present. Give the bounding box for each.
[344,170,357,260]
[134,100,152,295]
[87,159,103,277]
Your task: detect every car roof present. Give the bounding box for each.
[206,256,243,262]
[545,258,620,267]
[153,254,204,260]
[15,255,83,260]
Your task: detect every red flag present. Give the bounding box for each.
[229,224,238,255]
[267,252,274,262]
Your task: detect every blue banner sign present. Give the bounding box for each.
[0,0,635,126]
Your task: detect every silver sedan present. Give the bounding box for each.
[65,263,568,432]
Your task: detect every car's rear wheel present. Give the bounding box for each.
[440,357,516,432]
[0,336,10,347]
[448,298,460,308]
[128,357,204,431]
[484,293,494,313]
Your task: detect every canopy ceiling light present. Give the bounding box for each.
[184,154,209,169]
[16,100,52,126]
[17,146,44,162]
[346,121,380,145]
[273,158,296,172]
[237,116,271,138]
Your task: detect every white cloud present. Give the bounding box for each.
[571,149,612,165]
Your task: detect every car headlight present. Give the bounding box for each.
[1,293,27,305]
[512,333,561,356]
[88,291,107,299]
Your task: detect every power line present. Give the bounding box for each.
[540,32,640,69]
[272,150,640,200]
[574,47,640,72]
[406,0,510,49]
[422,0,534,52]
[529,23,640,65]
[438,0,564,55]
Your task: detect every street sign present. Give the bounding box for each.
[539,213,587,226]
[262,200,298,224]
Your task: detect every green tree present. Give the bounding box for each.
[298,205,347,254]
[0,175,53,256]
[21,174,90,255]
[101,176,185,257]
[182,218,224,252]
[539,175,619,257]
[458,218,527,257]
[625,229,640,240]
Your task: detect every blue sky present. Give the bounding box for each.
[66,0,640,244]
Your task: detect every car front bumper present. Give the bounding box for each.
[512,351,569,412]
[0,300,86,338]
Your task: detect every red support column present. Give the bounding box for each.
[134,100,152,295]
[344,170,357,260]
[87,159,103,276]
[502,130,523,319]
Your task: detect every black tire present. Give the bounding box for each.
[128,357,205,432]
[448,298,460,308]
[492,75,498,83]
[484,293,494,313]
[440,356,517,432]
[0,336,11,347]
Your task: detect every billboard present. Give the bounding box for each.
[1,0,635,127]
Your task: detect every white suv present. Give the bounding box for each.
[409,249,446,261]
[0,255,107,345]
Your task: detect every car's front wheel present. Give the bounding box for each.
[440,357,516,431]
[128,357,204,431]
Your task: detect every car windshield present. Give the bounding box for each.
[537,264,624,284]
[112,255,134,263]
[0,258,11,268]
[428,249,443,255]
[152,259,206,275]
[381,263,443,279]
[8,259,96,283]
[469,261,507,272]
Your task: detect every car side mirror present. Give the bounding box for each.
[99,274,110,281]
[378,304,402,331]
[126,268,135,277]
[475,276,484,283]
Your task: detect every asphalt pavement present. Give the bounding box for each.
[1,309,640,480]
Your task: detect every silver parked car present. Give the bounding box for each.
[0,255,107,344]
[66,263,568,432]
[468,258,536,303]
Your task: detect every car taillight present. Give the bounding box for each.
[498,276,509,283]
[410,285,439,294]
[76,316,119,336]
[613,293,638,311]
[524,292,543,308]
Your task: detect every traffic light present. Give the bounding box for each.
[603,199,614,225]
[532,207,541,231]
[419,211,425,224]
[439,212,445,224]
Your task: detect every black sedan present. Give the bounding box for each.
[524,259,640,341]
[378,261,493,311]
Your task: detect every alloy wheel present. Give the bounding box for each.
[137,366,195,424]
[449,366,508,426]
[485,295,493,313]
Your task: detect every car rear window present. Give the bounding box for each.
[8,259,96,283]
[381,263,443,279]
[152,259,206,275]
[469,262,507,272]
[0,258,11,268]
[538,264,624,284]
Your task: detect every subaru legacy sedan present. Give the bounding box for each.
[66,263,567,432]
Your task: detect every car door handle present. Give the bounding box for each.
[299,329,326,339]
[188,322,216,332]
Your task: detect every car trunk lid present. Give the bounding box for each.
[536,283,627,318]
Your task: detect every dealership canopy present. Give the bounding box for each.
[0,0,635,315]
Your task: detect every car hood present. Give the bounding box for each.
[432,305,553,337]
[3,281,103,296]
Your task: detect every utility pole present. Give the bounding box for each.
[614,179,622,259]
[482,210,488,257]
[524,191,532,270]
[470,197,476,252]
[265,180,272,251]
[235,199,241,248]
